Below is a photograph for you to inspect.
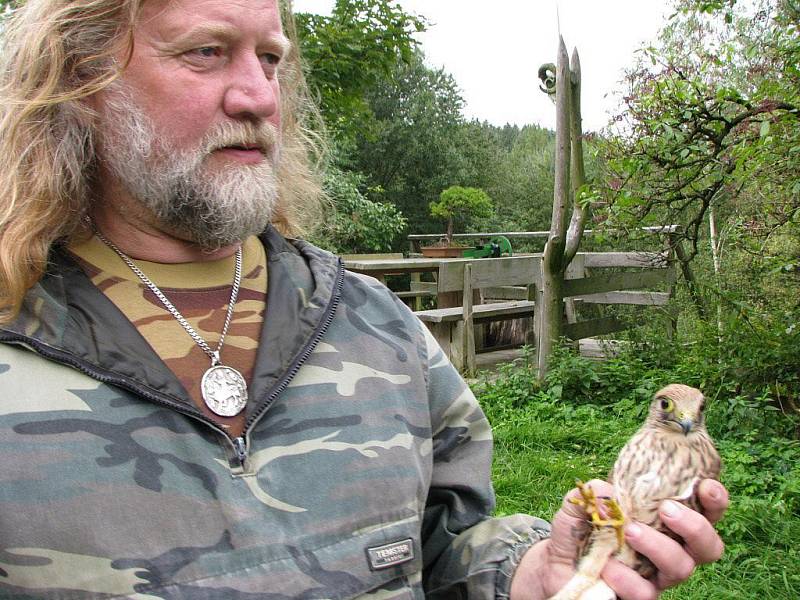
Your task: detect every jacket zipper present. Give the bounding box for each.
[232,436,248,465]
[232,260,345,466]
[0,260,346,470]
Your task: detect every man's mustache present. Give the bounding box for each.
[202,122,279,158]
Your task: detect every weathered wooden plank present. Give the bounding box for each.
[461,263,476,374]
[482,286,527,300]
[415,300,536,323]
[563,316,628,340]
[410,281,438,294]
[562,267,677,298]
[393,282,436,303]
[565,254,586,278]
[407,225,679,241]
[574,291,670,306]
[437,256,540,292]
[408,232,551,241]
[474,307,536,324]
[340,252,403,260]
[580,251,668,268]
[564,255,585,324]
[484,284,670,306]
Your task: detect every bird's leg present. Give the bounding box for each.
[569,480,626,551]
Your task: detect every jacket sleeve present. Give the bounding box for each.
[418,325,551,599]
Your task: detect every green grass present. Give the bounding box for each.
[474,350,800,600]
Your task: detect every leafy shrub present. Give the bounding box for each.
[539,343,664,414]
[313,166,407,253]
[716,435,800,546]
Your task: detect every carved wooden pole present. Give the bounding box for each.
[536,39,587,380]
[564,48,588,265]
[537,38,571,378]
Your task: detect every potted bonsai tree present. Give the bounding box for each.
[424,186,493,257]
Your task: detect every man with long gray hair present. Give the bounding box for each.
[0,0,728,598]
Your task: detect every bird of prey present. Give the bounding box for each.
[549,384,722,600]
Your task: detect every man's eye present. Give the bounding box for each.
[261,53,280,66]
[191,47,221,59]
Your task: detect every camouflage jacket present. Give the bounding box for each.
[0,227,550,599]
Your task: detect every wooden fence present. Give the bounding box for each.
[409,249,677,373]
[557,250,675,344]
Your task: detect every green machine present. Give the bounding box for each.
[462,235,513,258]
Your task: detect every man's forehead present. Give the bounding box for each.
[136,0,286,43]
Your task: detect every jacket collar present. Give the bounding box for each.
[0,226,342,424]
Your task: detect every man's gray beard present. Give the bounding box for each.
[95,83,280,250]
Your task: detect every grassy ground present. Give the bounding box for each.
[473,353,800,600]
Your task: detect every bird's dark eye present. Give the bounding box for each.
[660,398,674,412]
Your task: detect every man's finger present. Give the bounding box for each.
[658,499,725,565]
[696,479,729,524]
[624,521,697,589]
[601,558,659,600]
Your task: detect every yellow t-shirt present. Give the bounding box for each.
[69,235,267,438]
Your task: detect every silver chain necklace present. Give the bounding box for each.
[94,229,248,417]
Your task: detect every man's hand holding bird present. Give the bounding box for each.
[510,384,729,600]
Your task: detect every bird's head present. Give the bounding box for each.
[647,384,707,436]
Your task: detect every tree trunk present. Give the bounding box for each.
[670,233,707,320]
[709,206,723,337]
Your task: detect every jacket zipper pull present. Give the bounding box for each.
[232,436,248,467]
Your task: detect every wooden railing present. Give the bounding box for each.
[414,256,539,374]
[407,226,679,253]
[342,243,680,374]
[558,251,675,342]
[411,250,676,373]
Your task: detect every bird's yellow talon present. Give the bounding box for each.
[602,498,626,550]
[570,480,627,550]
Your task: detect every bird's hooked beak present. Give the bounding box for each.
[677,413,694,435]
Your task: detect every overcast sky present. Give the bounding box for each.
[292,0,673,132]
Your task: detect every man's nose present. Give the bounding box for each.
[223,56,279,121]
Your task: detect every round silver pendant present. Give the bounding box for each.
[201,364,248,417]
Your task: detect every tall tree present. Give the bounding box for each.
[293,0,425,147]
[354,52,468,235]
[483,125,557,236]
[600,0,799,259]
[292,0,425,252]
